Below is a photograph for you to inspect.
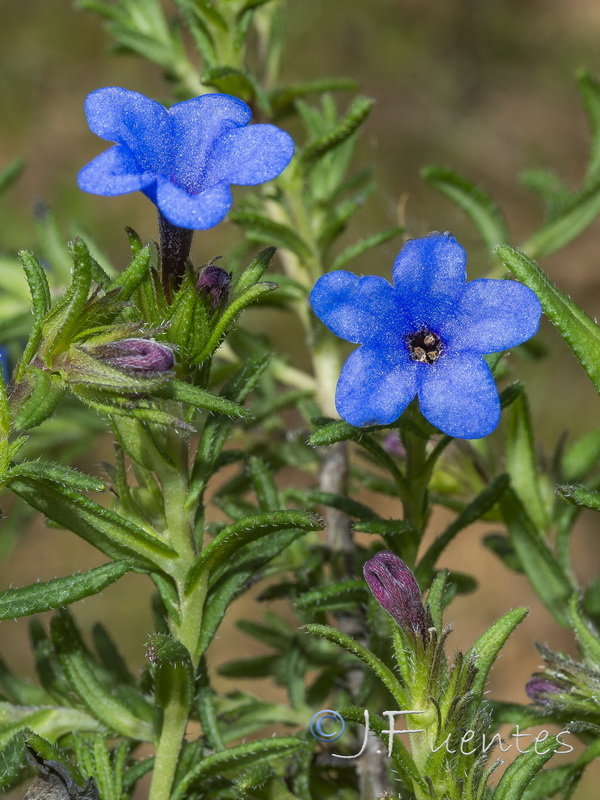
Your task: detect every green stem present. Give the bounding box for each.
[148,679,190,800]
[148,429,209,799]
[401,427,430,545]
[311,333,341,417]
[161,429,194,560]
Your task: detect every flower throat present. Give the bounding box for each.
[407,327,444,364]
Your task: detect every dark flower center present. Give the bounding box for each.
[406,328,444,364]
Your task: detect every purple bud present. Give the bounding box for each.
[93,339,174,374]
[364,551,431,637]
[383,433,405,458]
[525,676,564,704]
[196,264,231,312]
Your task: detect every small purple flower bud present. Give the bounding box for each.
[525,676,564,704]
[364,551,431,637]
[94,339,174,374]
[383,433,406,458]
[196,264,231,312]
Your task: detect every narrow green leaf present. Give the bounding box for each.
[192,282,277,364]
[7,475,177,569]
[51,610,153,741]
[217,654,279,679]
[232,247,276,296]
[499,380,525,409]
[92,623,134,684]
[295,580,368,613]
[42,238,93,355]
[568,594,600,664]
[317,189,375,255]
[466,607,528,702]
[0,157,25,196]
[292,489,379,521]
[352,519,414,536]
[236,0,274,13]
[507,394,548,532]
[0,378,9,443]
[308,418,381,447]
[33,201,72,283]
[18,250,51,318]
[425,570,448,631]
[416,474,509,582]
[5,460,105,493]
[584,573,600,625]
[172,738,305,800]
[301,96,374,165]
[556,482,600,511]
[482,533,524,573]
[521,763,582,800]
[0,562,129,620]
[494,735,561,800]
[500,488,572,625]
[24,732,87,787]
[201,66,256,102]
[577,69,600,188]
[230,210,313,262]
[181,10,217,65]
[329,226,404,272]
[106,245,151,301]
[496,244,600,392]
[122,757,154,792]
[156,380,253,419]
[421,165,509,250]
[174,0,228,31]
[195,660,224,751]
[17,251,52,380]
[269,78,358,118]
[562,428,600,481]
[198,527,307,654]
[13,370,64,432]
[185,511,323,593]
[247,456,279,511]
[521,181,600,259]
[236,617,289,649]
[520,168,574,221]
[487,700,549,728]
[304,623,406,706]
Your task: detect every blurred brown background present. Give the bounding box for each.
[1,0,600,797]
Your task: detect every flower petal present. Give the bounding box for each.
[205,124,294,186]
[78,145,156,196]
[418,352,500,438]
[310,271,409,346]
[440,279,542,353]
[168,94,252,193]
[392,232,466,327]
[84,87,171,172]
[336,347,418,427]
[155,177,233,230]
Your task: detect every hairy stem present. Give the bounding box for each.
[149,679,189,800]
[158,212,194,300]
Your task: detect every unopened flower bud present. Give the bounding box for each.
[383,433,405,458]
[93,339,174,374]
[525,675,565,704]
[196,264,231,312]
[363,551,432,637]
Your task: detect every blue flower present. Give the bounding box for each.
[309,232,542,438]
[78,88,294,230]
